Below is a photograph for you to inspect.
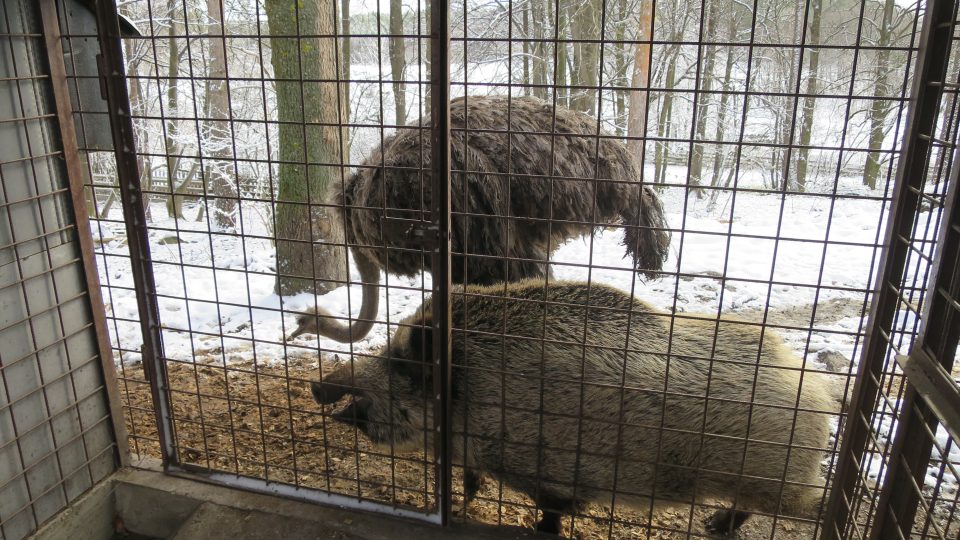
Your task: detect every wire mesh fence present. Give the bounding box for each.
[44,0,960,537]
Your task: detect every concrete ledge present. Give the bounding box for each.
[34,464,534,540]
[113,467,534,539]
[31,478,116,540]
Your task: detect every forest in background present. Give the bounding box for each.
[86,0,927,294]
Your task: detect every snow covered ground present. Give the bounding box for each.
[95,165,887,369]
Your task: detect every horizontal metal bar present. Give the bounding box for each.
[0,291,89,333]
[0,355,104,419]
[166,465,443,524]
[0,442,116,529]
[106,31,919,53]
[0,380,110,456]
[0,224,76,252]
[0,322,96,372]
[0,186,71,210]
[0,256,83,295]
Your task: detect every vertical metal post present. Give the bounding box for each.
[820,0,953,535]
[92,0,177,464]
[429,0,452,525]
[37,0,131,466]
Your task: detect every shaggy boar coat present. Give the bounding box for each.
[310,280,834,534]
[289,96,670,343]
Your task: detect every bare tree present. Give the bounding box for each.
[123,38,152,221]
[204,0,237,229]
[626,0,653,157]
[687,0,718,198]
[568,0,601,114]
[555,0,569,105]
[708,15,739,200]
[390,0,407,126]
[862,0,897,189]
[794,0,822,192]
[162,0,190,220]
[530,0,550,100]
[341,0,351,112]
[653,45,679,184]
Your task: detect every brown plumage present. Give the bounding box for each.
[288,96,670,343]
[309,280,836,535]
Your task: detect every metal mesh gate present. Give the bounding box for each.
[36,0,960,537]
[823,0,960,536]
[83,0,451,522]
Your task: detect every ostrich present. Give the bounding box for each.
[287,95,670,343]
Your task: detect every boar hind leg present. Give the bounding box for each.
[704,509,751,536]
[535,511,563,535]
[533,493,580,535]
[463,469,484,511]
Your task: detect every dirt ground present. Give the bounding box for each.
[121,353,829,540]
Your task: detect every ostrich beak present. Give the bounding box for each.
[284,320,309,342]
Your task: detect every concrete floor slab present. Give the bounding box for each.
[33,464,536,540]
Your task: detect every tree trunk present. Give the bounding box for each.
[862,0,895,190]
[390,0,406,126]
[522,4,530,96]
[341,0,350,112]
[654,47,678,184]
[776,12,800,190]
[205,0,237,230]
[774,92,793,189]
[688,0,717,198]
[265,0,348,296]
[626,0,653,157]
[423,0,431,111]
[124,40,152,221]
[164,0,185,220]
[556,0,569,106]
[531,0,549,100]
[569,0,600,114]
[709,23,736,192]
[794,0,821,193]
[612,0,629,134]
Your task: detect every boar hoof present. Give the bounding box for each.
[534,511,562,534]
[705,509,751,535]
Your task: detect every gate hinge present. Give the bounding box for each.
[380,216,449,250]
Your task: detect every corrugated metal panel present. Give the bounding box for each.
[0,1,119,539]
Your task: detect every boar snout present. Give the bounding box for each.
[331,397,372,430]
[310,380,351,404]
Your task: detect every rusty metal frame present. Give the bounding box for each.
[37,0,131,467]
[91,0,177,464]
[820,0,957,535]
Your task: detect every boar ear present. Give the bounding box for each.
[393,320,433,395]
[408,321,433,364]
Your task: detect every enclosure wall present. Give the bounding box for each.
[0,1,120,539]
